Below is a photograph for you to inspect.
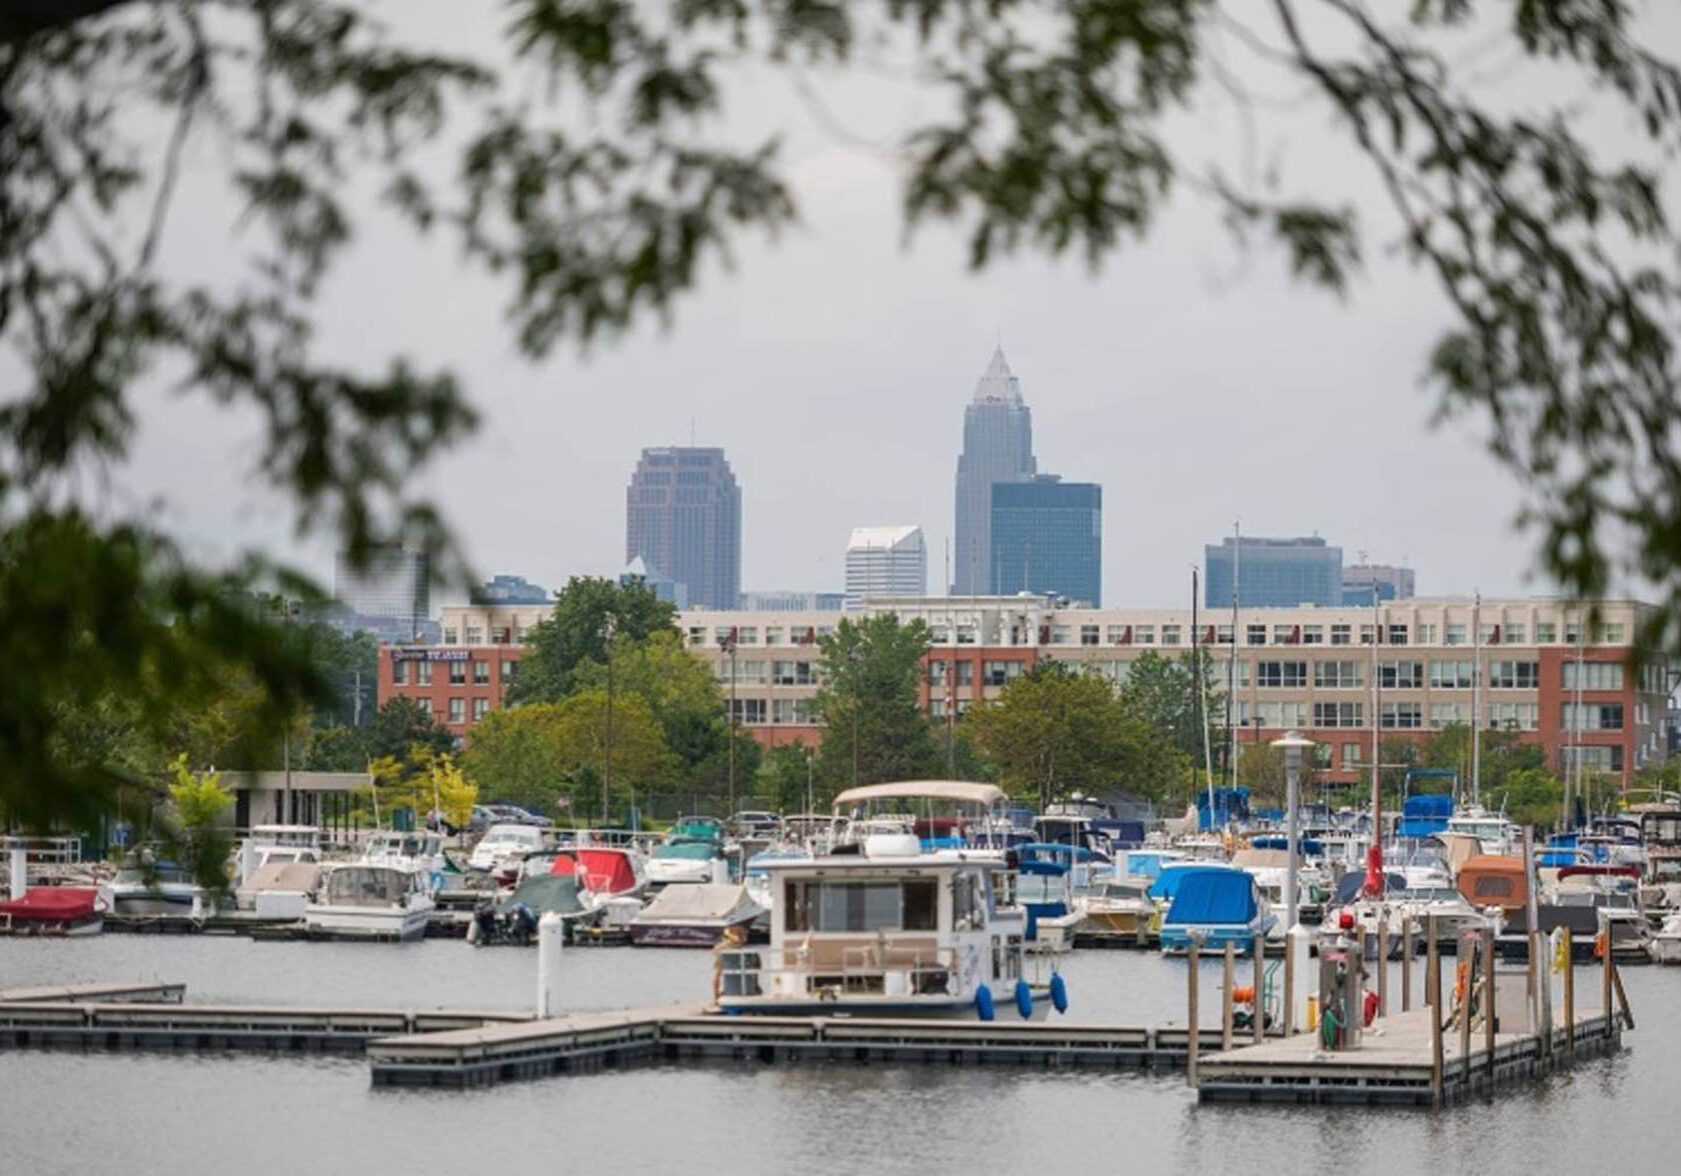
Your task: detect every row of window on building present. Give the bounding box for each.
[391,658,518,687]
[1313,741,1625,773]
[426,697,494,724]
[441,625,528,645]
[1224,699,1636,732]
[688,618,1631,650]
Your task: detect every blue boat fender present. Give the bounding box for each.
[1050,972,1069,1015]
[1014,979,1034,1020]
[975,986,996,1022]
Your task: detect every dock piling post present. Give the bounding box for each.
[1527,930,1540,1036]
[7,845,24,901]
[1431,992,1445,1108]
[537,912,565,1018]
[1484,920,1497,1083]
[1459,933,1473,1087]
[1600,912,1613,1037]
[1222,941,1235,1051]
[1426,914,1439,1008]
[1187,937,1201,1089]
[1402,916,1413,1012]
[1377,917,1389,1018]
[1252,934,1265,1044]
[1563,927,1575,1057]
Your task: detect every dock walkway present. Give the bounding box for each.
[1196,989,1621,1106]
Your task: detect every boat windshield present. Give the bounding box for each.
[1015,873,1068,903]
[655,841,716,861]
[325,868,409,905]
[1409,887,1464,903]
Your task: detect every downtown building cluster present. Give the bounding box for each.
[358,348,1674,790]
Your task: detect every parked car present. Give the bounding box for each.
[731,811,782,838]
[487,803,552,828]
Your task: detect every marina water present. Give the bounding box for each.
[2,937,1676,1175]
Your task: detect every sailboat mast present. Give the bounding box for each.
[1226,520,1239,789]
[1471,591,1483,807]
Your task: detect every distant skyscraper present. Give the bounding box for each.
[844,526,928,609]
[953,347,1036,594]
[471,574,550,605]
[989,478,1101,606]
[1342,564,1417,605]
[1205,536,1342,608]
[626,446,741,609]
[620,555,689,609]
[333,545,429,630]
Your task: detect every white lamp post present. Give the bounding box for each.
[1271,730,1315,933]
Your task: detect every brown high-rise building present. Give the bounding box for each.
[626,446,741,609]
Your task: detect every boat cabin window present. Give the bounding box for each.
[1469,875,1514,900]
[952,873,986,930]
[784,880,939,933]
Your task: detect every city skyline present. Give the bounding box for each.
[625,446,742,610]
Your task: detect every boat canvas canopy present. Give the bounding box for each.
[1148,864,1240,902]
[833,780,1006,808]
[497,873,585,917]
[1165,871,1259,926]
[0,887,99,922]
[1456,855,1529,910]
[556,848,638,895]
[632,882,757,924]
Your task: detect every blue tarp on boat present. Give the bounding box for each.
[1195,787,1250,831]
[1397,794,1454,838]
[1165,870,1259,927]
[1148,864,1237,902]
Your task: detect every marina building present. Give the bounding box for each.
[844,526,927,609]
[380,596,1670,786]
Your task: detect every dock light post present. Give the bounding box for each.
[1272,731,1314,935]
[603,613,616,826]
[718,629,739,815]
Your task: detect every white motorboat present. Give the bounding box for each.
[467,824,545,874]
[1649,912,1681,964]
[99,855,197,916]
[629,882,764,947]
[1445,807,1519,856]
[304,864,433,941]
[1074,878,1159,946]
[360,830,451,891]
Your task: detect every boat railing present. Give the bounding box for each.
[713,941,962,998]
[0,835,83,865]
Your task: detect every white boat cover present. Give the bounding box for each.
[631,883,761,926]
[241,860,321,896]
[832,780,1005,808]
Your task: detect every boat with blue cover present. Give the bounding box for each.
[1157,865,1275,955]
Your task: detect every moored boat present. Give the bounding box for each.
[629,882,763,947]
[0,886,106,936]
[304,864,433,941]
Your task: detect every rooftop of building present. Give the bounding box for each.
[846,525,925,550]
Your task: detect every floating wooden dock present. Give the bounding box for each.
[103,909,471,938]
[0,998,534,1053]
[1195,986,1623,1106]
[0,981,186,1004]
[366,1010,1232,1087]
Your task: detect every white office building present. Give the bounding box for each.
[844,526,927,609]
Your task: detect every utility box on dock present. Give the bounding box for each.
[1317,928,1365,1050]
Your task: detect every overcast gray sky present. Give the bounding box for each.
[108,1,1677,609]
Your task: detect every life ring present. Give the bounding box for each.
[1593,930,1608,960]
[1454,962,1468,1006]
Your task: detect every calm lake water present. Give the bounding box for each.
[1,936,1675,1176]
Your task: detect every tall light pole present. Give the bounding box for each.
[718,629,738,815]
[1272,731,1314,934]
[602,612,616,827]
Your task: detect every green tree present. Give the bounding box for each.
[161,756,234,892]
[811,614,940,791]
[297,724,369,773]
[1117,650,1223,773]
[1495,766,1565,830]
[508,578,677,705]
[572,629,738,780]
[9,2,1681,826]
[462,691,673,820]
[755,743,817,814]
[967,664,1114,810]
[365,697,455,763]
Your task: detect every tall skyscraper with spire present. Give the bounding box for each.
[953,347,1037,594]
